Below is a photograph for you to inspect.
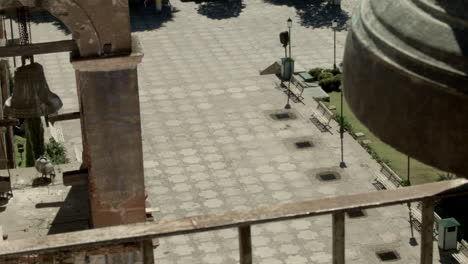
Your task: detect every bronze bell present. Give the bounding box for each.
[343,0,468,176]
[4,62,63,118]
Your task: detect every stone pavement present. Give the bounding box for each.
[0,0,451,263]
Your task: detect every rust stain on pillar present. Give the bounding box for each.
[73,52,146,227]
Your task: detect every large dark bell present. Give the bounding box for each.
[343,0,468,177]
[4,63,63,118]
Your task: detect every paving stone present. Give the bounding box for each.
[297,230,319,240]
[256,246,277,258]
[20,0,438,263]
[203,199,224,208]
[286,255,309,264]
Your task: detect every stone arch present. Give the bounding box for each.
[7,0,102,57]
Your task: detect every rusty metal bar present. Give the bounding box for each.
[239,225,252,264]
[420,199,435,264]
[0,40,77,58]
[0,179,467,258]
[48,111,81,124]
[62,168,88,186]
[332,212,345,264]
[0,119,18,127]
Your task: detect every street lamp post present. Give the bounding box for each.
[407,156,411,185]
[287,18,292,59]
[332,20,345,168]
[332,20,337,70]
[285,18,292,109]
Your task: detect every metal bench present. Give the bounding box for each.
[452,239,468,263]
[373,173,395,190]
[310,101,333,132]
[275,79,305,105]
[380,163,403,188]
[409,205,439,239]
[282,75,306,104]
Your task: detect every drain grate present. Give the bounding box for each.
[376,251,399,261]
[269,111,297,121]
[347,209,366,218]
[318,173,338,181]
[295,141,312,149]
[275,113,291,119]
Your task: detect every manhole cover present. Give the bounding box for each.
[295,141,312,149]
[376,251,399,261]
[318,173,339,181]
[270,111,297,121]
[275,113,290,119]
[347,209,366,218]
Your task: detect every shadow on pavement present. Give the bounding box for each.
[438,248,458,264]
[7,4,174,36]
[29,12,71,34]
[264,0,350,31]
[129,2,175,32]
[47,185,89,235]
[196,0,245,20]
[31,177,52,188]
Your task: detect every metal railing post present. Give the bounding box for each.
[239,225,252,264]
[333,212,345,264]
[420,199,435,264]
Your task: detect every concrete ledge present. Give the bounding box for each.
[71,35,143,72]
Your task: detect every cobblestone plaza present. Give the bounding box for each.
[1,0,449,263]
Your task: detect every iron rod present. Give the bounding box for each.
[407,156,411,185]
[332,212,345,264]
[239,226,252,264]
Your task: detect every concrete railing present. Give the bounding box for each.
[0,179,467,264]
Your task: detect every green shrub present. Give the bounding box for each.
[323,68,341,75]
[400,180,411,186]
[319,74,341,92]
[45,138,69,165]
[317,71,333,81]
[436,173,457,181]
[308,67,323,78]
[334,113,390,166]
[333,113,354,135]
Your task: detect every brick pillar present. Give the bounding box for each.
[71,52,146,228]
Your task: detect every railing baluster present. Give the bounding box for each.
[420,199,435,264]
[239,225,252,264]
[333,212,345,264]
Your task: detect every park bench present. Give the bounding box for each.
[310,101,334,132]
[284,75,306,102]
[373,163,403,190]
[409,204,440,239]
[452,240,468,264]
[274,78,305,105]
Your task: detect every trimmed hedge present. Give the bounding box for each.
[309,67,342,93]
[319,74,341,92]
[308,67,324,78]
[317,71,333,81]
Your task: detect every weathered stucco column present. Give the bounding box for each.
[72,51,146,228]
